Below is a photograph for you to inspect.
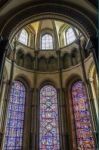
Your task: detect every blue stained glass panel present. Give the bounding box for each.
[4,81,26,150]
[72,81,95,149]
[39,85,60,150]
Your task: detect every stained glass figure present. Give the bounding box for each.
[41,34,53,49]
[71,81,95,149]
[4,81,26,150]
[39,85,60,150]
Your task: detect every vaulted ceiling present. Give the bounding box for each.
[0,0,97,38]
[0,0,97,13]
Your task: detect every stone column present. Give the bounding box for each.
[1,40,16,150]
[30,88,38,150]
[88,78,98,119]
[31,51,39,150]
[0,37,8,87]
[88,77,98,141]
[30,88,39,150]
[23,88,33,150]
[0,80,8,130]
[0,79,11,149]
[30,88,35,150]
[56,50,68,150]
[0,79,9,147]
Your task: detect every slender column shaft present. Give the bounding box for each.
[0,80,8,131]
[31,51,38,150]
[0,80,8,147]
[56,50,68,150]
[89,78,98,121]
[0,80,10,150]
[23,88,33,150]
[1,40,16,150]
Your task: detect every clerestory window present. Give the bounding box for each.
[41,34,53,50]
[66,28,76,45]
[19,29,28,45]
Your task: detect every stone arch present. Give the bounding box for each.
[14,74,32,89]
[63,53,72,69]
[1,3,96,41]
[71,48,80,65]
[24,53,33,69]
[65,74,81,91]
[48,56,57,71]
[16,49,24,67]
[37,78,59,89]
[39,80,58,90]
[38,56,47,71]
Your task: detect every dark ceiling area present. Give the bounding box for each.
[88,0,98,8]
[0,0,9,8]
[0,0,98,9]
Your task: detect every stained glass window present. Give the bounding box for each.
[19,29,28,45]
[71,81,95,149]
[66,28,76,44]
[41,34,53,49]
[39,85,60,149]
[4,81,26,150]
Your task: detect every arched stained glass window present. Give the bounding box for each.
[71,81,95,149]
[4,81,26,150]
[39,85,60,149]
[66,28,76,44]
[41,34,53,49]
[19,29,28,45]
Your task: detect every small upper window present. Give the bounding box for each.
[66,28,76,45]
[41,34,53,50]
[19,29,28,45]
